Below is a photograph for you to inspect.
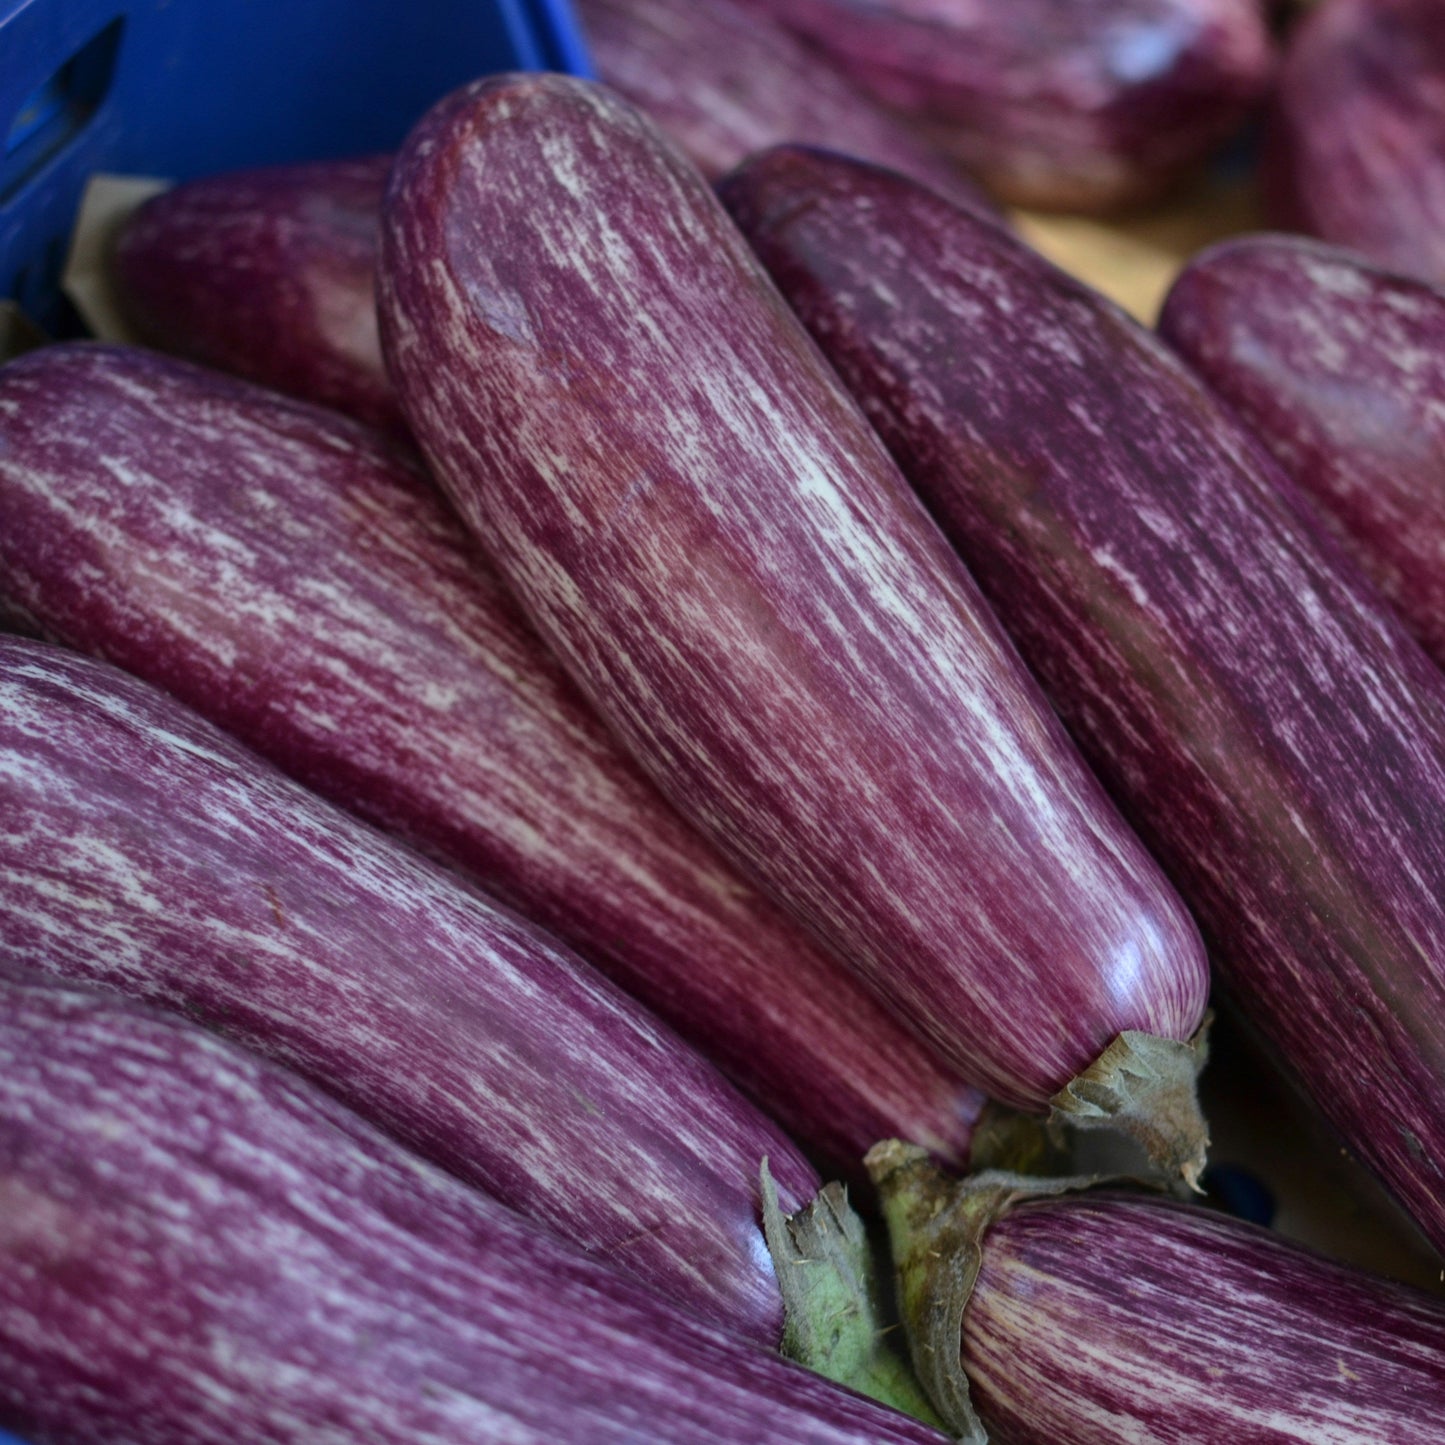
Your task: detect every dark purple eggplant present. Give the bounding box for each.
[1266,0,1445,286]
[378,74,1212,1180]
[867,1143,1445,1443]
[0,340,985,1178]
[0,635,819,1340]
[576,0,995,216]
[111,154,403,432]
[720,144,1445,1255]
[0,972,949,1444]
[1160,234,1445,672]
[729,0,1274,210]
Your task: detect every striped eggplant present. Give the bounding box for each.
[575,0,995,215]
[728,0,1275,210]
[0,340,985,1178]
[111,153,403,432]
[1265,0,1445,286]
[0,972,949,1444]
[719,144,1445,1254]
[867,1143,1445,1443]
[378,73,1212,1181]
[1160,234,1445,671]
[0,635,819,1340]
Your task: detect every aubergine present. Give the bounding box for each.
[1265,0,1445,287]
[378,73,1212,1180]
[1160,234,1445,671]
[0,340,985,1178]
[111,153,403,432]
[719,144,1445,1255]
[728,0,1275,210]
[0,972,950,1444]
[867,1143,1445,1443]
[0,635,820,1340]
[575,0,994,215]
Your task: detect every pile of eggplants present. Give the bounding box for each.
[0,340,985,1181]
[718,143,1445,1263]
[7,27,1445,1445]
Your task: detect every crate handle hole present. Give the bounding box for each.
[2,17,126,201]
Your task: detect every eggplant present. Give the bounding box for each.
[378,73,1212,1180]
[1265,0,1445,287]
[575,0,995,215]
[867,1143,1445,1443]
[0,635,819,1340]
[720,144,1445,1255]
[728,0,1274,210]
[0,340,985,1178]
[111,153,403,432]
[1159,234,1445,672]
[0,972,950,1444]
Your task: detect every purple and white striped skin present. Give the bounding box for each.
[880,1166,1445,1443]
[575,0,996,217]
[112,154,404,432]
[1265,0,1445,288]
[0,636,820,1341]
[0,975,950,1445]
[1160,234,1445,671]
[378,75,1210,1133]
[728,0,1274,210]
[720,145,1445,1253]
[0,341,986,1177]
[966,1194,1445,1443]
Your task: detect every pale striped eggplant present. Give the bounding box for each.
[867,1144,1445,1444]
[0,636,819,1340]
[1265,0,1445,286]
[378,74,1212,1180]
[0,341,985,1177]
[720,145,1445,1253]
[111,153,403,432]
[1160,234,1445,670]
[575,0,995,215]
[0,973,950,1445]
[728,0,1275,210]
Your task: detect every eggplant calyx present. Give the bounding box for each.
[1049,1011,1213,1193]
[760,1160,946,1430]
[864,1141,1103,1443]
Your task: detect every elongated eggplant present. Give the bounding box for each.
[729,0,1274,210]
[379,74,1212,1179]
[0,973,949,1444]
[1265,0,1445,286]
[0,341,984,1177]
[0,635,818,1340]
[1160,234,1445,671]
[111,154,403,432]
[720,144,1445,1254]
[867,1144,1445,1443]
[576,0,994,215]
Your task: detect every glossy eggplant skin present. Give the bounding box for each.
[0,341,984,1177]
[1266,0,1445,287]
[112,154,403,432]
[965,1193,1445,1444]
[576,0,995,217]
[0,635,820,1340]
[730,0,1274,210]
[379,74,1209,1118]
[0,974,950,1445]
[1160,234,1445,671]
[720,146,1445,1252]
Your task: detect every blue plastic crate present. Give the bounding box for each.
[0,5,591,1438]
[0,0,594,334]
